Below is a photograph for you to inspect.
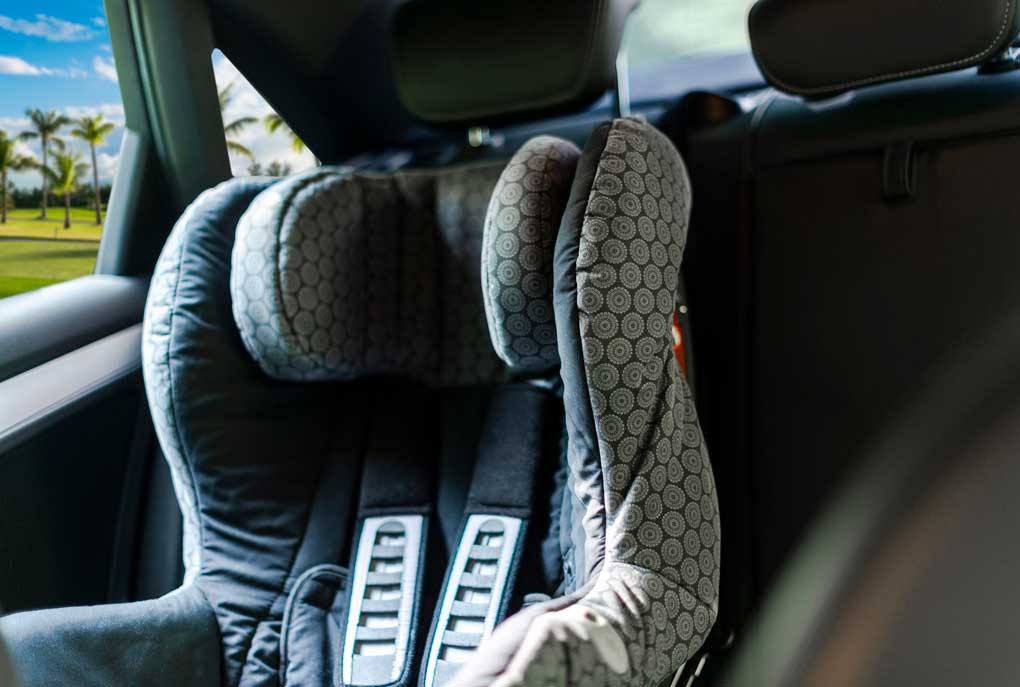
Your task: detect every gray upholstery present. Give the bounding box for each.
[0,629,17,687]
[749,0,1020,97]
[230,163,509,386]
[453,118,719,687]
[390,0,638,124]
[483,136,581,372]
[0,586,219,687]
[221,120,718,687]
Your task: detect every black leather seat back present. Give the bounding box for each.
[675,0,1020,651]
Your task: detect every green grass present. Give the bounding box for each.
[0,240,99,299]
[0,207,105,241]
[0,207,103,298]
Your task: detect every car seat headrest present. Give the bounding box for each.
[482,136,581,372]
[749,0,1020,98]
[390,0,638,125]
[230,143,580,385]
[231,164,507,385]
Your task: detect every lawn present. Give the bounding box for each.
[0,240,99,299]
[0,208,103,299]
[0,207,105,241]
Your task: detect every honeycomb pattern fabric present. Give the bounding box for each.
[143,179,273,585]
[455,118,719,687]
[230,162,508,386]
[482,136,580,371]
[143,184,221,585]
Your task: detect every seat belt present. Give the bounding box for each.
[420,383,558,687]
[342,386,438,687]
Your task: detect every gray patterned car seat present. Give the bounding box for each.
[0,3,717,686]
[0,128,717,687]
[150,115,719,687]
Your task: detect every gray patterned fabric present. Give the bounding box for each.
[231,162,508,386]
[453,118,719,687]
[143,183,242,584]
[482,136,580,372]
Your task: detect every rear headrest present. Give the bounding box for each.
[390,0,638,125]
[749,0,1020,98]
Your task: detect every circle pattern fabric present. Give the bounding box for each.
[482,136,580,371]
[573,117,719,686]
[469,118,721,687]
[230,163,508,386]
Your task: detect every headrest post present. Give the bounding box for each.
[614,49,632,118]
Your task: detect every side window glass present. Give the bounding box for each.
[212,49,318,178]
[0,7,124,298]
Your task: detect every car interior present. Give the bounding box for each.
[2,0,1020,686]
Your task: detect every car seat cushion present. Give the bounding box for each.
[230,162,509,385]
[144,177,381,687]
[482,135,581,372]
[452,118,720,687]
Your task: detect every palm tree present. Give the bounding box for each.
[44,151,87,230]
[218,83,256,160]
[70,115,116,225]
[0,130,32,224]
[263,112,306,153]
[19,108,70,219]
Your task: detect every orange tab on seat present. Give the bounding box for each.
[672,309,687,376]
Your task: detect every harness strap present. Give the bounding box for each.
[420,383,557,687]
[342,386,436,687]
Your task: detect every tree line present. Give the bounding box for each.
[0,109,114,228]
[0,85,305,228]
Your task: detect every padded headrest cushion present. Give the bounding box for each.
[482,136,581,372]
[231,163,510,386]
[749,0,1020,97]
[390,0,638,125]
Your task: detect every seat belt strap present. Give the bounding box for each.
[342,387,436,687]
[421,383,558,687]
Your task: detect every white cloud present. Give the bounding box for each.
[96,152,119,182]
[91,17,106,28]
[0,55,46,76]
[12,140,36,161]
[64,102,125,125]
[212,51,316,176]
[92,55,117,82]
[0,14,94,42]
[0,55,90,78]
[0,116,28,130]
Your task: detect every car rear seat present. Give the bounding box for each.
[0,2,721,687]
[667,0,1020,676]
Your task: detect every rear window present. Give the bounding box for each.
[624,0,756,67]
[620,0,760,103]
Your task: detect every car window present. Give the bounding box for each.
[624,0,757,67]
[622,0,760,102]
[0,4,124,299]
[212,49,318,179]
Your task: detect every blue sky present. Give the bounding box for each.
[0,2,124,188]
[0,2,316,188]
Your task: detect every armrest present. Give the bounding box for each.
[0,585,219,687]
